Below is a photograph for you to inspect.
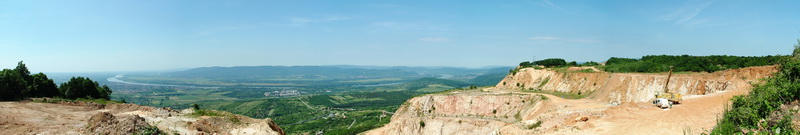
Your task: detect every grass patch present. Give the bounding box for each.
[537,77,550,89]
[75,98,120,104]
[189,109,242,124]
[190,109,226,117]
[31,97,123,104]
[522,90,589,99]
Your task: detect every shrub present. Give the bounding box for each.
[527,121,542,129]
[710,40,800,134]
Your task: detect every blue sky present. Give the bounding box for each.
[1,0,799,72]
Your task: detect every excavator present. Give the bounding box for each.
[653,66,682,109]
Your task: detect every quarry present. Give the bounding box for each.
[366,65,778,135]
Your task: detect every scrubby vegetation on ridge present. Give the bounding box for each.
[0,61,112,101]
[710,40,800,134]
[603,55,786,73]
[510,55,785,75]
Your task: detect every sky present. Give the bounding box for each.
[1,0,799,72]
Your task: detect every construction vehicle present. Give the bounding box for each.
[653,66,682,109]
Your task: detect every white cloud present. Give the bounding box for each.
[371,22,446,31]
[659,1,714,25]
[530,36,603,43]
[194,15,350,36]
[419,37,450,42]
[542,0,558,8]
[290,16,350,26]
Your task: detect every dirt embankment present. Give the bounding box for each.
[0,100,284,135]
[496,65,776,103]
[366,65,779,135]
[366,91,545,135]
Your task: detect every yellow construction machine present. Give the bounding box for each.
[653,66,682,109]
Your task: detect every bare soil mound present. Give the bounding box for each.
[86,112,152,135]
[0,100,284,135]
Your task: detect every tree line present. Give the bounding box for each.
[0,61,111,101]
[604,55,787,73]
[513,55,786,74]
[518,58,599,68]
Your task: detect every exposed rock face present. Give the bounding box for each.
[367,65,779,135]
[496,65,777,103]
[367,91,543,135]
[120,107,285,135]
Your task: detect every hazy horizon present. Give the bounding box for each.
[2,0,798,72]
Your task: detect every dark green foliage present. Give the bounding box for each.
[419,120,426,127]
[534,58,567,67]
[29,73,60,97]
[519,61,533,67]
[0,61,62,101]
[192,104,200,110]
[518,58,568,68]
[0,69,27,100]
[710,42,800,134]
[604,55,787,73]
[605,57,639,65]
[59,77,112,100]
[527,121,542,129]
[568,61,578,66]
[579,61,600,66]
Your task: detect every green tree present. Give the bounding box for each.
[568,61,577,66]
[0,69,26,101]
[794,39,800,59]
[60,77,111,100]
[29,73,60,97]
[579,61,599,66]
[533,58,567,67]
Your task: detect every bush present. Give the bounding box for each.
[527,121,542,129]
[60,77,112,100]
[710,40,800,134]
[534,58,567,67]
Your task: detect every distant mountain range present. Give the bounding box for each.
[167,65,513,80]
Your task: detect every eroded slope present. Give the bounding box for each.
[0,100,284,135]
[367,66,778,135]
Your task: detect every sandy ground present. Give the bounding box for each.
[0,101,285,135]
[493,87,747,135]
[0,102,102,135]
[593,89,746,134]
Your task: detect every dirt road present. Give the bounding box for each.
[0,102,102,134]
[495,87,747,134]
